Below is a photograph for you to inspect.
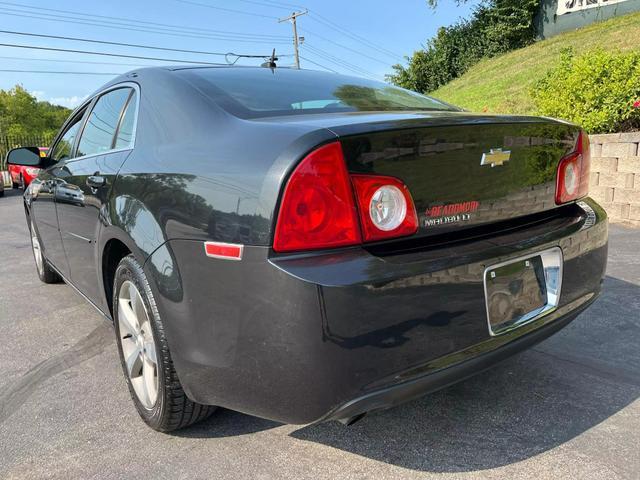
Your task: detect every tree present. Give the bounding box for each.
[0,85,71,138]
[426,0,470,6]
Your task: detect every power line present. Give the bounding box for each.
[215,0,403,62]
[299,27,392,67]
[0,53,374,80]
[0,69,120,75]
[297,56,337,73]
[303,43,378,78]
[0,55,148,67]
[208,0,403,62]
[300,52,362,75]
[184,0,398,69]
[168,4,387,77]
[0,1,289,40]
[307,12,403,61]
[0,42,229,65]
[0,7,291,45]
[174,0,279,19]
[0,30,284,60]
[304,47,374,78]
[0,9,291,44]
[0,0,395,78]
[217,0,305,11]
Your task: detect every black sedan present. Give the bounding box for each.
[7,66,608,432]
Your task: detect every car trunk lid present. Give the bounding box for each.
[337,119,579,240]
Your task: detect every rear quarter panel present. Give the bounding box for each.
[99,69,336,364]
[106,69,335,251]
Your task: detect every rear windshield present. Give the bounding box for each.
[178,67,457,118]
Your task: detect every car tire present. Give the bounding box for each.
[12,182,18,189]
[113,254,216,431]
[29,218,62,284]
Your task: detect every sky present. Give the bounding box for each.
[0,0,480,108]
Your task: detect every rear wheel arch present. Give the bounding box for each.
[99,190,171,318]
[102,237,133,318]
[99,227,170,319]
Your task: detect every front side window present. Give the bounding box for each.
[77,88,132,158]
[50,108,87,163]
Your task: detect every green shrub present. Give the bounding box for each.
[531,48,640,133]
[388,20,484,94]
[388,0,539,93]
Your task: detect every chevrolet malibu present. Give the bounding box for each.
[7,66,608,432]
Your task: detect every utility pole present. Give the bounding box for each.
[278,10,308,69]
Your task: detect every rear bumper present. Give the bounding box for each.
[147,199,608,424]
[321,294,596,424]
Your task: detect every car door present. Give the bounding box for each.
[30,106,88,278]
[56,86,138,305]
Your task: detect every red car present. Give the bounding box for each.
[9,147,48,190]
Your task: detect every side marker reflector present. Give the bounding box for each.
[204,242,243,261]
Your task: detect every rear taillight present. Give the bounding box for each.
[351,175,418,242]
[273,142,361,253]
[556,130,590,205]
[273,141,418,253]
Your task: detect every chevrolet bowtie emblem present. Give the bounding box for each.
[481,148,511,168]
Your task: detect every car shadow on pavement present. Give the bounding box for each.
[290,275,640,473]
[171,408,282,439]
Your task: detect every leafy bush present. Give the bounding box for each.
[388,0,539,93]
[531,48,640,133]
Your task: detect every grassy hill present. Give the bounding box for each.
[432,11,640,115]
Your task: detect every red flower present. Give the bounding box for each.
[634,100,640,109]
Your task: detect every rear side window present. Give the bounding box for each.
[114,91,137,149]
[77,88,133,157]
[179,67,457,118]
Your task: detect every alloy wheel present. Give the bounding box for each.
[30,221,44,277]
[117,280,159,410]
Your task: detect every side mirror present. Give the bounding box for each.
[6,147,47,167]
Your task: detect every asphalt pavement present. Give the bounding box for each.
[1,187,639,480]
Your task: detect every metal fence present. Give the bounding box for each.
[1,134,54,170]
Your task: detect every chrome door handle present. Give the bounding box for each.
[86,175,106,188]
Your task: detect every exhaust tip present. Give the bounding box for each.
[338,412,367,426]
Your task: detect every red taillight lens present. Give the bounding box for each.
[556,130,591,205]
[273,142,361,253]
[351,174,419,242]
